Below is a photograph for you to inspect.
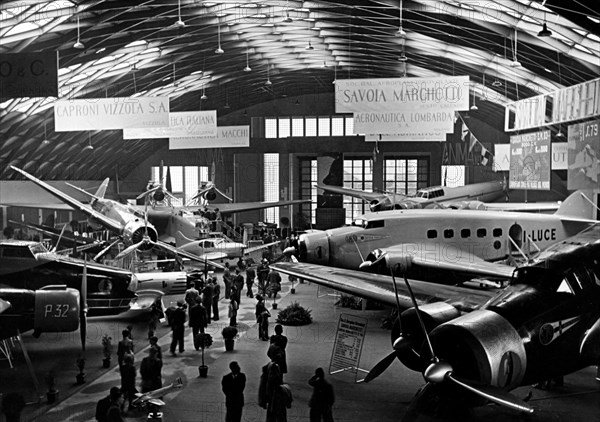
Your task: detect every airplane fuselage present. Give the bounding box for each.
[299,209,592,272]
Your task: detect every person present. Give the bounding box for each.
[236,257,247,271]
[245,264,256,298]
[228,297,239,327]
[119,354,137,411]
[117,329,134,369]
[149,335,162,360]
[257,259,270,296]
[202,276,214,324]
[96,386,121,422]
[184,281,200,308]
[212,277,221,321]
[308,367,335,422]
[222,361,246,422]
[169,300,186,356]
[266,268,282,299]
[140,346,163,393]
[259,359,290,422]
[223,262,233,299]
[106,387,125,422]
[189,298,208,349]
[147,298,163,339]
[255,295,270,341]
[269,324,288,374]
[232,268,244,303]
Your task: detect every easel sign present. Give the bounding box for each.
[329,314,368,383]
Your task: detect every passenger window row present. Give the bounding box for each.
[426,227,503,239]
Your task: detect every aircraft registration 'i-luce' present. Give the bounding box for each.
[272,222,600,417]
[285,189,598,285]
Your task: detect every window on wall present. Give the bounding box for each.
[292,117,304,136]
[299,158,317,226]
[265,118,277,138]
[151,165,208,206]
[343,158,373,224]
[264,115,354,138]
[279,118,290,138]
[384,158,429,195]
[264,154,279,224]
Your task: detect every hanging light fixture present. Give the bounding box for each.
[492,77,502,87]
[215,22,224,54]
[201,84,208,100]
[82,133,94,151]
[73,14,85,49]
[244,48,251,72]
[398,51,407,62]
[470,86,478,111]
[265,63,272,86]
[396,0,406,37]
[42,121,50,145]
[283,0,293,22]
[537,12,552,37]
[510,28,521,67]
[175,0,185,28]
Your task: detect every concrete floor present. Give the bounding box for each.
[2,276,599,422]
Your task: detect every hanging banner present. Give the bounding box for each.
[335,76,470,113]
[509,130,551,190]
[54,97,169,131]
[169,125,250,149]
[551,143,568,170]
[365,133,446,142]
[567,119,600,190]
[0,52,58,98]
[494,144,511,172]
[123,110,217,139]
[354,111,455,137]
[329,314,368,375]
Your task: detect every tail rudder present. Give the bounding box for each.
[555,189,598,221]
[95,178,109,199]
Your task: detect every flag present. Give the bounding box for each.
[481,145,493,166]
[460,118,478,152]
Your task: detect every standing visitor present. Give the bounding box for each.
[308,368,335,422]
[221,361,246,422]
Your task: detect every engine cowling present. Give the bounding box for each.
[153,189,165,202]
[86,216,104,231]
[369,198,392,212]
[298,231,331,264]
[34,286,80,333]
[122,220,158,250]
[203,190,217,201]
[393,302,461,371]
[428,309,526,390]
[445,200,487,210]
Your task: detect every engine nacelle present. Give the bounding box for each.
[122,220,158,250]
[153,189,165,202]
[446,200,487,210]
[429,309,526,390]
[298,231,330,264]
[394,302,461,371]
[34,286,80,333]
[369,198,392,212]
[203,190,217,201]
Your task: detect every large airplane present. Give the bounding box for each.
[316,179,507,212]
[287,189,597,284]
[271,222,600,416]
[10,166,223,267]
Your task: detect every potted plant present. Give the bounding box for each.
[196,333,213,378]
[75,355,86,385]
[45,371,59,403]
[101,334,112,368]
[222,326,238,352]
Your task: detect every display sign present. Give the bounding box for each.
[54,97,169,131]
[123,110,217,139]
[552,143,568,170]
[496,142,568,172]
[505,77,600,132]
[567,119,600,190]
[169,125,249,149]
[494,144,511,172]
[330,314,367,374]
[365,133,446,142]
[509,130,551,190]
[0,52,58,98]
[354,111,455,137]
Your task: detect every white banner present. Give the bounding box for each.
[169,125,250,149]
[494,144,511,172]
[123,111,217,139]
[552,142,568,170]
[354,110,455,137]
[335,76,470,113]
[365,133,446,142]
[54,97,169,131]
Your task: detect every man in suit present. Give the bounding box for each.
[221,361,246,422]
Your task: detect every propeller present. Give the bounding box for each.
[50,224,68,252]
[93,237,121,261]
[80,255,89,351]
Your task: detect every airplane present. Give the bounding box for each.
[316,179,507,212]
[175,231,281,261]
[131,376,184,410]
[286,189,598,285]
[10,166,223,267]
[271,222,600,416]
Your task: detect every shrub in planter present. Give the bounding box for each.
[222,326,238,352]
[75,355,86,385]
[45,371,59,403]
[101,334,112,368]
[196,333,213,377]
[276,302,312,326]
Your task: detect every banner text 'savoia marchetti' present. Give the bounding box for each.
[54,97,169,131]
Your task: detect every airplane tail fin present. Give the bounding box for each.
[175,230,196,246]
[94,178,109,199]
[555,189,598,221]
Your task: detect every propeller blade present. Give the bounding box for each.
[51,224,68,252]
[136,185,161,200]
[364,351,398,383]
[80,256,88,351]
[93,238,120,261]
[214,187,233,202]
[115,240,144,260]
[446,373,534,414]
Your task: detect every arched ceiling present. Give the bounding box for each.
[1,0,599,180]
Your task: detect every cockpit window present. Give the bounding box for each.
[365,220,384,229]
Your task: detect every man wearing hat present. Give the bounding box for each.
[95,386,123,422]
[169,300,187,356]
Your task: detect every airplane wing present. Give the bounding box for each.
[270,262,496,313]
[10,166,124,234]
[315,183,388,202]
[482,202,560,213]
[244,240,281,255]
[188,199,310,214]
[530,222,600,267]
